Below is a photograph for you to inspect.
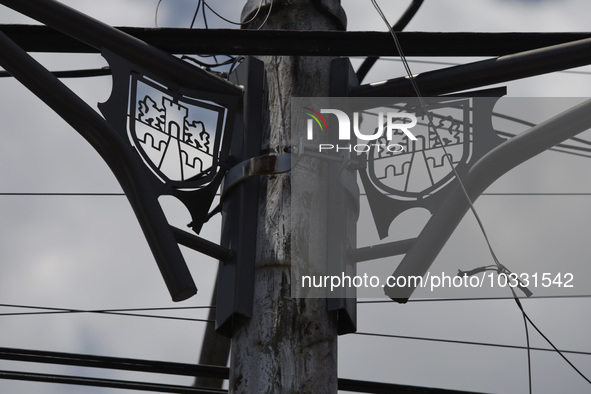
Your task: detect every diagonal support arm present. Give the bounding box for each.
[386,98,591,302]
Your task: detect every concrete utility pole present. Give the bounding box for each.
[228,1,346,392]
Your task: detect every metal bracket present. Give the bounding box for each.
[222,153,292,196]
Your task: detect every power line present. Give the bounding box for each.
[0,303,214,323]
[0,346,473,393]
[356,0,424,82]
[357,294,591,303]
[353,331,591,357]
[0,370,225,394]
[513,296,591,385]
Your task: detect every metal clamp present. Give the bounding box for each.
[222,153,292,195]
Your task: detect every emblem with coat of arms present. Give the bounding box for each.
[129,75,227,187]
[360,97,504,239]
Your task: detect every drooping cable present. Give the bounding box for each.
[356,0,424,83]
[155,0,163,27]
[180,0,271,75]
[189,0,203,29]
[202,0,266,26]
[369,0,508,279]
[514,296,591,385]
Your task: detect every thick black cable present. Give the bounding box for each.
[0,370,225,394]
[0,346,468,393]
[356,0,424,83]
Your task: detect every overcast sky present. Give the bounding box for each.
[1,1,591,393]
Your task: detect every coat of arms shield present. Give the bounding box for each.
[360,96,504,239]
[129,75,227,187]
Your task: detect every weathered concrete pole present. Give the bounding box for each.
[229,1,346,392]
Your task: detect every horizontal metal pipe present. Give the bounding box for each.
[352,36,591,97]
[2,24,591,57]
[0,0,240,96]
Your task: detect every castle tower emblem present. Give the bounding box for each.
[129,75,227,185]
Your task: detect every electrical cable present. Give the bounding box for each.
[180,0,265,74]
[357,294,591,303]
[522,300,533,394]
[513,296,591,385]
[0,303,214,312]
[190,0,203,29]
[370,0,508,277]
[353,331,591,357]
[0,346,468,394]
[155,0,163,27]
[0,303,214,323]
[546,147,591,160]
[256,0,274,31]
[181,55,237,69]
[202,0,266,27]
[356,0,424,83]
[496,131,591,154]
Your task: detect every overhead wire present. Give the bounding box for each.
[357,294,591,303]
[154,0,163,27]
[514,295,591,385]
[189,0,203,29]
[202,0,266,27]
[0,303,214,323]
[369,0,591,388]
[353,331,591,357]
[373,57,591,76]
[356,0,424,83]
[178,0,273,77]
